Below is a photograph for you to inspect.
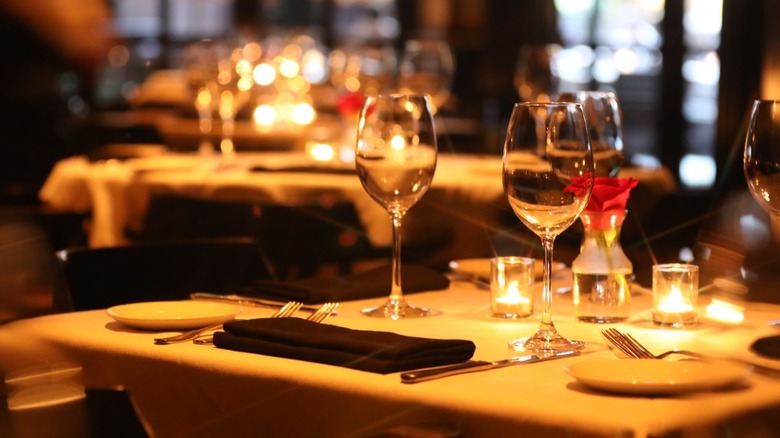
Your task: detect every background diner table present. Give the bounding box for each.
[2,272,780,437]
[38,150,675,271]
[40,151,503,244]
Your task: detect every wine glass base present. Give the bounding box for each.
[508,334,585,354]
[361,301,435,320]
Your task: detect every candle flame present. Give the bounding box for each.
[658,285,694,312]
[497,281,530,304]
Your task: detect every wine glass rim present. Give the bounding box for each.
[375,92,431,98]
[557,90,617,99]
[514,101,583,109]
[367,93,434,104]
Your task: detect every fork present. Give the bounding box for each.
[307,302,339,323]
[602,328,780,378]
[191,301,337,345]
[155,301,303,345]
[602,328,705,360]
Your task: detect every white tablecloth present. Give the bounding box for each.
[2,277,779,437]
[38,151,675,273]
[38,152,507,250]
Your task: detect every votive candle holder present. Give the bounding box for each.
[490,257,535,318]
[652,263,699,327]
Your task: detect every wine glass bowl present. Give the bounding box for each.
[183,40,222,154]
[330,45,397,97]
[744,99,780,231]
[502,102,594,352]
[397,39,455,114]
[182,39,254,166]
[557,91,625,177]
[214,44,254,162]
[355,94,438,319]
[514,44,561,103]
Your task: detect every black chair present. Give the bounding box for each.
[86,388,150,438]
[134,194,388,279]
[134,194,450,279]
[56,237,276,311]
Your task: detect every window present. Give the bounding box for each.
[554,0,722,189]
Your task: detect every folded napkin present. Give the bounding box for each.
[750,334,780,359]
[237,264,449,304]
[213,317,476,374]
[250,165,355,175]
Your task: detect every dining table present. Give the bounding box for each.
[39,150,506,249]
[1,267,780,438]
[37,149,676,268]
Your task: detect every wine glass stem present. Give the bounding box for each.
[219,96,236,162]
[539,236,555,331]
[390,213,404,303]
[197,107,214,155]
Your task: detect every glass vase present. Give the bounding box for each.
[571,210,632,323]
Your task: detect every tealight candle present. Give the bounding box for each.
[490,257,535,318]
[652,263,699,326]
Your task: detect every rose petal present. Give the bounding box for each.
[563,174,594,199]
[585,177,638,212]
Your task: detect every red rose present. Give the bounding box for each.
[336,91,365,117]
[564,174,594,199]
[584,177,638,212]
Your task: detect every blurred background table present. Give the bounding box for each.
[39,151,507,276]
[39,149,675,278]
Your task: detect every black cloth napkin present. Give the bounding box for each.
[237,264,450,304]
[249,165,356,175]
[213,317,476,374]
[750,334,780,359]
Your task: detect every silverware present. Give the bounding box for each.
[446,274,570,293]
[306,302,339,323]
[189,292,329,313]
[602,328,780,377]
[446,272,490,289]
[602,328,704,360]
[400,350,579,384]
[192,301,337,345]
[155,301,303,345]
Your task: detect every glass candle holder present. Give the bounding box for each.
[652,263,699,326]
[490,257,535,318]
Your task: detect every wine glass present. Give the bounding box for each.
[214,43,253,165]
[330,45,397,97]
[744,99,780,237]
[502,102,594,352]
[514,44,561,102]
[397,39,455,114]
[182,40,221,156]
[557,91,625,176]
[355,94,438,319]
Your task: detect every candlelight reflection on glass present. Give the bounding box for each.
[490,257,535,318]
[652,263,699,327]
[705,298,745,325]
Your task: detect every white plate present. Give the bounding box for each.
[564,359,751,395]
[128,156,199,173]
[106,301,242,331]
[448,258,565,281]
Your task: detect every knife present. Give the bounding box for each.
[400,350,579,384]
[189,292,328,313]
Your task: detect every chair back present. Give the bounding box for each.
[57,237,275,311]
